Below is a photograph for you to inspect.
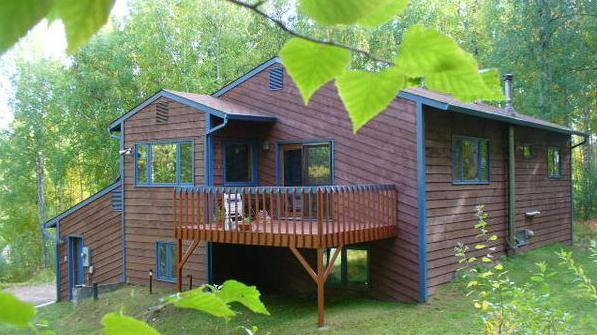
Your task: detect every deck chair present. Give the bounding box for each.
[223,193,243,230]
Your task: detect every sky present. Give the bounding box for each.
[0,0,129,130]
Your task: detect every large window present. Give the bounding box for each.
[135,141,193,186]
[156,241,176,282]
[326,247,370,288]
[453,136,489,184]
[224,142,257,185]
[280,142,332,186]
[547,147,561,178]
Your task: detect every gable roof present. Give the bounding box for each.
[109,89,276,132]
[44,179,121,228]
[213,57,584,137]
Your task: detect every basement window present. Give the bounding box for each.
[547,147,561,178]
[326,247,370,288]
[453,136,490,184]
[135,141,193,186]
[156,241,176,282]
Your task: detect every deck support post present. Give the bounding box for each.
[289,245,343,328]
[176,239,200,292]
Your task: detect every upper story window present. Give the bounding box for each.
[453,135,489,184]
[280,142,333,186]
[135,141,193,186]
[156,241,176,282]
[224,142,257,185]
[547,147,561,178]
[520,144,535,159]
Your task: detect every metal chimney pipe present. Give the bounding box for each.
[503,74,514,113]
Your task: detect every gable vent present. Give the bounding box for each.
[111,186,123,212]
[269,67,284,91]
[155,100,169,124]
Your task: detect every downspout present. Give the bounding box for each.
[507,125,516,253]
[204,116,228,283]
[109,124,126,283]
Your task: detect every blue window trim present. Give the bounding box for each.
[452,135,490,185]
[134,139,194,187]
[156,241,176,282]
[547,146,562,179]
[222,139,260,186]
[274,139,336,186]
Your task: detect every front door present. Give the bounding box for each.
[69,236,84,289]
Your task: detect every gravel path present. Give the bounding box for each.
[4,282,56,307]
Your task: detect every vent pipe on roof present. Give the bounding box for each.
[503,74,514,114]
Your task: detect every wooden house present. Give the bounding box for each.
[44,58,585,326]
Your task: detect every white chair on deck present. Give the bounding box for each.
[223,193,243,230]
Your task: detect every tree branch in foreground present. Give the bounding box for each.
[224,0,395,66]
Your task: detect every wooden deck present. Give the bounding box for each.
[173,184,398,248]
[173,184,397,327]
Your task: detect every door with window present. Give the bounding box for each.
[279,142,332,217]
[68,236,84,290]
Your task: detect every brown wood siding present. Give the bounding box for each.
[123,98,207,288]
[58,189,122,301]
[424,108,572,295]
[513,127,572,250]
[218,66,421,302]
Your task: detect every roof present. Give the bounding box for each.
[109,89,276,132]
[399,88,584,136]
[43,179,121,228]
[213,57,583,137]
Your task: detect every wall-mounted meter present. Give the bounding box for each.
[81,247,92,267]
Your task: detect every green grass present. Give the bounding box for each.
[1,240,595,334]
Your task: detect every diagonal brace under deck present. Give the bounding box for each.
[176,239,200,292]
[290,245,343,327]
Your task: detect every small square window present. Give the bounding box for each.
[547,147,561,178]
[453,136,490,184]
[520,144,534,159]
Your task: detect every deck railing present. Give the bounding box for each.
[173,184,397,248]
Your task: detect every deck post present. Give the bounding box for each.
[317,247,325,328]
[176,239,183,292]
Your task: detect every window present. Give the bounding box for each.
[520,144,534,159]
[326,247,369,288]
[280,142,332,186]
[224,142,256,184]
[156,241,176,282]
[547,147,561,178]
[453,136,489,184]
[135,141,193,186]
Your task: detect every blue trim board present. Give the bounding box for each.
[44,180,121,228]
[415,102,429,302]
[120,123,127,283]
[55,221,61,302]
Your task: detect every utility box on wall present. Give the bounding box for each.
[81,247,92,267]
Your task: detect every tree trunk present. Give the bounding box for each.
[36,151,48,269]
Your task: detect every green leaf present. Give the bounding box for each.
[280,38,351,104]
[397,25,473,77]
[357,0,409,26]
[336,68,409,132]
[0,0,52,54]
[479,69,505,101]
[0,291,36,328]
[299,0,407,26]
[172,289,235,319]
[52,0,116,52]
[102,313,160,335]
[217,280,270,316]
